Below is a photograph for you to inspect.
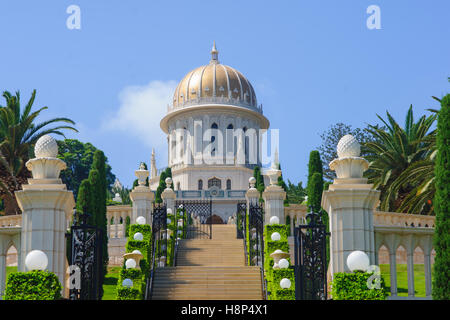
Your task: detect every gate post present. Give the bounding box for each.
[321,135,380,276]
[262,163,286,225]
[130,163,154,225]
[245,177,259,208]
[161,177,176,214]
[15,135,75,292]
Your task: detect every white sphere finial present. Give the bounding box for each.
[25,250,48,271]
[337,135,360,159]
[347,250,370,272]
[34,135,58,158]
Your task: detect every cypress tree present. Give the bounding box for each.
[253,166,265,196]
[76,179,94,224]
[307,172,323,212]
[155,167,172,203]
[307,150,323,191]
[277,163,289,204]
[432,94,450,299]
[91,150,108,299]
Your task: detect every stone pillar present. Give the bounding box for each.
[389,250,398,296]
[262,162,286,225]
[161,177,176,215]
[15,135,75,291]
[246,177,259,208]
[0,236,6,299]
[129,163,154,225]
[406,247,415,297]
[321,135,380,276]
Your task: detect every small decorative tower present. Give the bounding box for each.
[321,135,380,276]
[262,155,286,224]
[15,135,75,289]
[150,148,157,179]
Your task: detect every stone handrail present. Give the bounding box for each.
[0,215,22,227]
[373,211,435,228]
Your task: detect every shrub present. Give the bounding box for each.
[4,270,62,300]
[433,94,450,300]
[116,287,141,300]
[330,271,387,300]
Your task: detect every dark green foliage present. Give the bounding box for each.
[75,179,94,224]
[271,269,295,300]
[124,216,131,237]
[307,172,323,212]
[155,167,173,203]
[57,139,115,200]
[286,180,306,204]
[330,271,387,300]
[277,163,289,205]
[116,287,141,300]
[432,94,450,300]
[91,150,109,298]
[4,270,62,300]
[307,151,323,190]
[253,166,265,196]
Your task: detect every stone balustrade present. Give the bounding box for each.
[0,215,22,228]
[106,205,132,239]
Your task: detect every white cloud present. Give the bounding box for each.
[103,80,178,151]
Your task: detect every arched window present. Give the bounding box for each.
[226,124,234,154]
[226,179,231,190]
[211,123,218,156]
[208,177,221,189]
[198,179,203,190]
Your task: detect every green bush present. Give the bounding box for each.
[263,224,294,300]
[330,271,387,300]
[4,270,62,300]
[433,93,450,300]
[116,223,152,300]
[116,287,141,300]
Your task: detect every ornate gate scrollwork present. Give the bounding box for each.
[294,209,328,300]
[175,199,212,239]
[69,211,103,300]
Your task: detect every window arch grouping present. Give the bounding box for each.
[198,179,203,190]
[208,177,221,189]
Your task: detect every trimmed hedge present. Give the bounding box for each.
[4,270,62,300]
[263,224,295,300]
[330,271,387,300]
[116,223,152,300]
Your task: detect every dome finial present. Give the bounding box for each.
[210,41,219,64]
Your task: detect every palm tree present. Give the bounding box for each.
[364,105,436,212]
[0,90,78,215]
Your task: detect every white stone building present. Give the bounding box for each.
[149,43,271,223]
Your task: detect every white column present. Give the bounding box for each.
[130,164,154,225]
[389,250,398,296]
[114,213,119,238]
[321,135,380,276]
[424,252,432,298]
[0,236,6,299]
[15,135,75,293]
[406,247,415,298]
[289,212,295,236]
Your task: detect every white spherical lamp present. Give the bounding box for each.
[280,278,291,289]
[347,250,370,272]
[271,232,281,241]
[122,278,133,288]
[136,216,146,225]
[167,218,172,225]
[269,216,280,225]
[25,250,48,271]
[132,250,142,255]
[279,258,289,269]
[125,258,137,269]
[167,208,173,214]
[133,232,144,241]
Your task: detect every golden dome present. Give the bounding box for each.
[171,42,260,112]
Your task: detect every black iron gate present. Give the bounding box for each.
[175,199,212,239]
[69,211,103,300]
[248,201,264,267]
[294,210,328,300]
[236,201,247,240]
[145,203,167,300]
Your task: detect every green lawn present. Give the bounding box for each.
[102,266,121,300]
[380,264,429,297]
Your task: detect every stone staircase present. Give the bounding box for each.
[151,225,263,300]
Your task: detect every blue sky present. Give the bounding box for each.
[1,0,449,188]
